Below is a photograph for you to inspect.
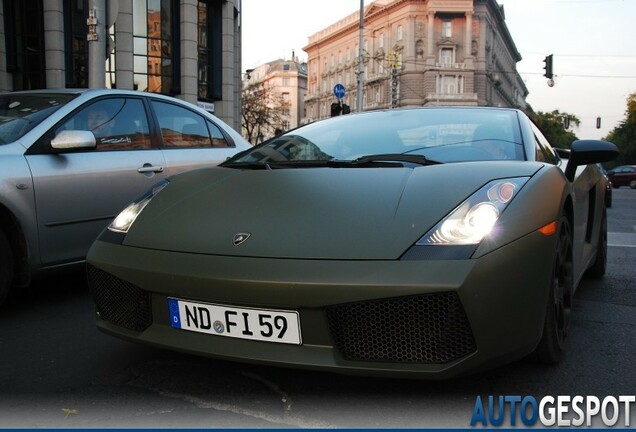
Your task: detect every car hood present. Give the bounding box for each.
[124,162,542,260]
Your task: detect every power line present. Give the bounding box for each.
[519,71,636,78]
[542,0,627,3]
[523,51,636,58]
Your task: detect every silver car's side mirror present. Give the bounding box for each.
[51,130,97,150]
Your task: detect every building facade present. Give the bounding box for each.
[242,57,307,142]
[303,0,528,123]
[0,0,242,130]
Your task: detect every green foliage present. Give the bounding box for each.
[604,92,636,167]
[527,109,580,149]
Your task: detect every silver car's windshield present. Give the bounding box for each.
[0,93,78,144]
[229,108,525,165]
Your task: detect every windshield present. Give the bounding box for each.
[228,108,525,166]
[0,93,78,144]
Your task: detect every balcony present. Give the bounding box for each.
[366,73,386,83]
[424,92,478,105]
[435,62,469,70]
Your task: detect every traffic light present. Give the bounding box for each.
[596,117,601,129]
[543,54,554,79]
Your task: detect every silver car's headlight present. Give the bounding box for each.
[401,177,529,260]
[108,179,170,234]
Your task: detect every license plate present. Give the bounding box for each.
[168,298,301,345]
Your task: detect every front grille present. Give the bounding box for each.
[87,264,152,332]
[326,292,476,364]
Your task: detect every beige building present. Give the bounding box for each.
[242,58,308,142]
[303,0,528,122]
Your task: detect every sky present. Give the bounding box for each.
[241,0,636,140]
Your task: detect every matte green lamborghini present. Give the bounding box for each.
[86,107,618,379]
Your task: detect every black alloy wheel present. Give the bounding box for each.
[534,214,573,364]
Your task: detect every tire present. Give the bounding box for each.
[587,208,607,278]
[630,179,636,189]
[0,229,14,307]
[533,214,573,364]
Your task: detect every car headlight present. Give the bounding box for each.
[401,177,529,260]
[108,179,170,234]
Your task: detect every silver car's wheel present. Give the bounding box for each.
[0,229,13,307]
[534,214,573,364]
[630,179,636,189]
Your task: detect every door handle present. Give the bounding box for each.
[137,164,164,174]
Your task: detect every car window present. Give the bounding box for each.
[151,101,232,149]
[0,93,77,144]
[230,108,524,164]
[57,98,151,150]
[529,122,558,165]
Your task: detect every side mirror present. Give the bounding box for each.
[564,140,619,181]
[51,130,96,151]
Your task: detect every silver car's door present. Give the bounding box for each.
[26,97,168,266]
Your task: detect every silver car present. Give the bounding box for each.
[0,88,251,306]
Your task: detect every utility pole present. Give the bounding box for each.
[87,0,106,88]
[356,0,364,112]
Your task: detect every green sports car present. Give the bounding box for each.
[86,107,618,379]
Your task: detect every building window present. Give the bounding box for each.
[442,20,452,38]
[5,0,45,90]
[346,47,351,62]
[379,32,384,49]
[440,48,454,65]
[197,0,223,101]
[438,75,464,94]
[63,0,88,88]
[133,0,180,95]
[396,25,403,41]
[106,25,117,88]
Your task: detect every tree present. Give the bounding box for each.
[527,109,580,149]
[241,82,284,144]
[604,92,636,167]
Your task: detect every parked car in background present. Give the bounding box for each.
[607,165,636,189]
[86,106,617,379]
[0,88,251,306]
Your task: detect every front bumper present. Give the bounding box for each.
[87,230,556,379]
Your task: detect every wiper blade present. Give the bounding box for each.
[221,155,442,170]
[353,153,442,166]
[221,161,273,170]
